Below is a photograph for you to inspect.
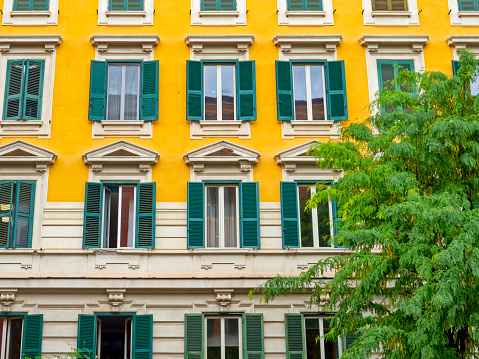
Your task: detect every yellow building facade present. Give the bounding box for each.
[0,0,477,357]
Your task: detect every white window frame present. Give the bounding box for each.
[101,184,137,249]
[304,316,343,358]
[0,316,24,359]
[297,184,334,248]
[106,63,141,122]
[2,0,59,26]
[203,64,237,122]
[362,0,419,26]
[205,184,240,249]
[191,0,247,26]
[277,0,334,26]
[96,316,133,359]
[98,0,154,26]
[292,63,327,121]
[448,0,479,26]
[204,316,243,359]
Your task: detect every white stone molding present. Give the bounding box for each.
[0,289,17,312]
[273,35,342,61]
[2,0,59,26]
[184,140,260,182]
[0,140,57,168]
[215,289,234,312]
[362,0,419,26]
[191,0,246,26]
[185,35,254,61]
[91,35,160,55]
[82,140,160,182]
[277,0,334,26]
[190,121,251,139]
[447,0,479,26]
[98,0,154,26]
[0,35,62,138]
[275,141,341,182]
[447,36,479,59]
[107,289,126,312]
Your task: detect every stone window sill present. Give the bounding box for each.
[92,120,153,138]
[10,11,51,16]
[190,120,251,139]
[198,10,240,17]
[458,11,479,17]
[371,11,412,17]
[283,120,340,139]
[0,120,43,131]
[285,10,326,17]
[105,10,146,17]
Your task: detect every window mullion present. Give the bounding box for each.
[387,0,392,10]
[124,0,128,11]
[476,0,479,11]
[221,318,226,359]
[305,65,313,121]
[217,66,223,121]
[319,319,325,359]
[303,0,307,10]
[29,0,33,10]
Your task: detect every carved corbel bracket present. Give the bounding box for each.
[0,289,17,312]
[215,289,234,313]
[107,289,126,313]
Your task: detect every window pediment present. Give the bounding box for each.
[447,36,479,59]
[90,35,160,54]
[273,35,342,57]
[185,35,254,55]
[0,140,56,172]
[359,35,429,54]
[0,35,62,53]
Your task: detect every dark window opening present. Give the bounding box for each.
[97,315,132,359]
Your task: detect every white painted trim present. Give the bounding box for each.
[191,0,246,26]
[204,316,243,358]
[277,0,334,26]
[2,0,59,25]
[448,0,479,26]
[190,121,251,139]
[98,0,154,26]
[186,35,254,61]
[274,35,341,61]
[362,0,419,26]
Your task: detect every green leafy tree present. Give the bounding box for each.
[251,49,479,359]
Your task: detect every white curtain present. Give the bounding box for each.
[224,187,237,247]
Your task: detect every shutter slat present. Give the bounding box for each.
[289,0,304,10]
[22,314,43,358]
[32,0,49,11]
[276,61,294,121]
[391,0,407,10]
[128,0,143,10]
[89,61,107,121]
[13,0,30,10]
[133,315,153,359]
[110,0,125,10]
[187,61,203,121]
[453,60,460,77]
[23,60,44,121]
[238,61,256,121]
[240,182,260,248]
[185,314,204,358]
[372,0,388,10]
[83,182,102,248]
[459,0,477,11]
[77,315,96,356]
[243,314,264,359]
[13,181,35,248]
[202,0,217,10]
[4,60,25,121]
[220,0,235,10]
[285,314,305,358]
[306,0,322,10]
[0,181,14,248]
[281,182,300,248]
[187,182,205,248]
[327,60,348,121]
[141,60,159,121]
[136,182,155,248]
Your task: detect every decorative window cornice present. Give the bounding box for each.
[185,35,254,53]
[273,35,343,54]
[90,35,160,53]
[274,140,318,169]
[0,140,57,171]
[447,35,479,53]
[359,35,429,54]
[0,35,62,53]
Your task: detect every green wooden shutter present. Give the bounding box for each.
[128,0,143,10]
[187,182,205,249]
[276,61,294,121]
[220,0,236,10]
[458,0,478,11]
[32,0,49,11]
[187,61,203,121]
[306,0,322,10]
[88,61,107,122]
[0,181,14,248]
[22,314,43,358]
[77,314,96,357]
[83,182,102,248]
[141,60,159,121]
[281,182,300,248]
[13,181,35,248]
[238,61,256,121]
[453,60,460,76]
[285,314,305,359]
[288,0,304,10]
[110,0,125,10]
[342,332,359,353]
[133,314,153,359]
[202,0,217,10]
[240,182,260,248]
[243,314,264,359]
[22,60,44,121]
[3,60,25,121]
[13,0,30,10]
[136,182,156,249]
[327,60,348,121]
[185,314,204,359]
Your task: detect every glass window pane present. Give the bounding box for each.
[397,63,412,93]
[221,65,235,121]
[471,70,479,96]
[293,65,308,121]
[204,65,218,121]
[317,201,331,247]
[310,65,325,121]
[224,187,237,248]
[207,187,219,248]
[207,318,221,359]
[380,63,395,90]
[299,186,314,247]
[108,186,120,248]
[305,318,321,359]
[0,318,4,353]
[8,318,23,359]
[225,318,240,359]
[323,319,338,359]
[119,186,135,248]
[124,65,139,121]
[107,64,122,121]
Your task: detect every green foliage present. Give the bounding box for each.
[251,49,479,359]
[24,348,92,359]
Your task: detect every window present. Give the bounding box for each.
[0,315,43,359]
[288,0,322,11]
[292,64,327,121]
[206,185,239,248]
[280,182,338,249]
[12,0,49,11]
[372,0,408,10]
[187,182,259,249]
[453,60,479,96]
[109,0,143,11]
[88,60,159,123]
[201,0,236,11]
[0,181,35,249]
[275,60,347,122]
[377,60,415,112]
[3,60,44,122]
[77,314,152,359]
[187,61,256,122]
[458,0,479,10]
[184,314,264,359]
[83,182,156,249]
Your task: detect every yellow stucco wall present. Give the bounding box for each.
[0,0,472,203]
